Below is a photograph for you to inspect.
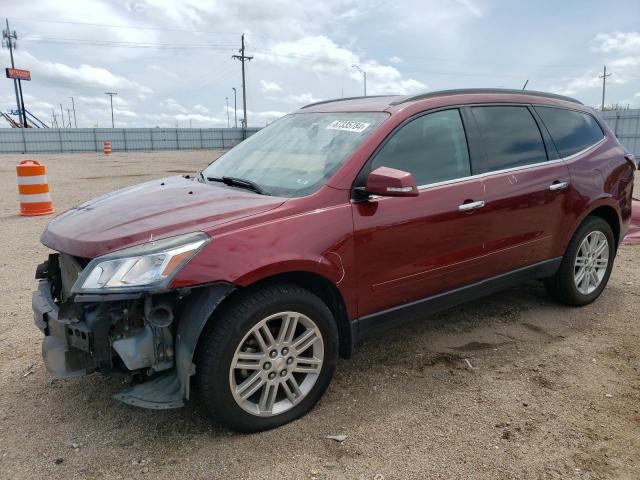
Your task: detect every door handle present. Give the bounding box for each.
[549,181,569,191]
[458,200,485,211]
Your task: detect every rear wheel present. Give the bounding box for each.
[544,216,615,306]
[195,284,338,432]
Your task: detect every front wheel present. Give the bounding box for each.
[544,216,616,306]
[195,284,338,432]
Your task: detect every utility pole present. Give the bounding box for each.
[69,96,77,128]
[60,104,65,129]
[232,34,252,128]
[352,64,367,96]
[226,97,230,128]
[599,65,612,111]
[2,19,27,127]
[232,87,237,128]
[105,91,117,127]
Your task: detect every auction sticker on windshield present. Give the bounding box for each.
[326,120,371,133]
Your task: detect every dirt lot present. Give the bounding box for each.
[0,151,638,480]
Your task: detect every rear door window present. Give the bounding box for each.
[534,106,604,157]
[471,106,548,172]
[370,109,471,186]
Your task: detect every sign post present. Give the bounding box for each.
[5,68,30,127]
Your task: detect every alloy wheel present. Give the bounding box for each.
[229,311,324,417]
[573,230,609,295]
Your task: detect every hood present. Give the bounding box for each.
[41,176,286,258]
[623,197,640,245]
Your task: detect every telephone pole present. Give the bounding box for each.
[2,19,26,127]
[232,34,252,128]
[599,65,612,111]
[105,91,117,127]
[69,96,77,128]
[60,104,65,129]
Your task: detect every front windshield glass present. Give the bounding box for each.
[202,112,388,197]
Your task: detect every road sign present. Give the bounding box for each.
[5,68,31,81]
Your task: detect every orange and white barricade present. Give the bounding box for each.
[16,160,54,216]
[103,140,112,155]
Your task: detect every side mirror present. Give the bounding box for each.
[365,166,419,197]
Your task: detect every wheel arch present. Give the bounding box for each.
[588,205,621,246]
[218,271,354,359]
[564,199,622,251]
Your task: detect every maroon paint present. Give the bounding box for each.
[365,166,419,197]
[40,91,635,323]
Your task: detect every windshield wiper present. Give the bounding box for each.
[206,176,267,195]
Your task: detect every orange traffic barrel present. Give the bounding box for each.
[103,140,112,155]
[16,160,54,216]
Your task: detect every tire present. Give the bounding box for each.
[544,216,616,306]
[195,283,338,432]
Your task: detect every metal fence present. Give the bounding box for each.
[601,109,640,157]
[0,127,261,154]
[0,111,638,156]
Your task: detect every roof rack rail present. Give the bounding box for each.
[301,95,394,109]
[390,88,583,106]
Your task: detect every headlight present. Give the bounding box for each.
[72,232,209,293]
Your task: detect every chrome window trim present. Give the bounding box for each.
[414,136,605,191]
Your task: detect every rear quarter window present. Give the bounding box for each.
[534,106,604,157]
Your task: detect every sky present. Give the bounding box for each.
[1,0,639,128]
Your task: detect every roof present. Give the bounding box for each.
[300,88,583,112]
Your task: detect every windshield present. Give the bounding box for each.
[201,112,388,197]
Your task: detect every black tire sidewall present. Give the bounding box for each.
[559,217,616,306]
[196,285,338,432]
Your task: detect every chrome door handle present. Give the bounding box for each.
[549,181,569,191]
[458,200,485,211]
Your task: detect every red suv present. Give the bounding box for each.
[33,89,635,431]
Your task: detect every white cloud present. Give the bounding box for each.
[259,36,426,95]
[592,32,640,53]
[5,50,153,95]
[389,56,402,64]
[261,80,283,93]
[193,104,210,114]
[453,0,483,18]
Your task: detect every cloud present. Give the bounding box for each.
[389,56,402,64]
[261,80,283,93]
[258,35,426,95]
[1,50,153,95]
[193,104,210,114]
[592,32,640,53]
[453,0,483,18]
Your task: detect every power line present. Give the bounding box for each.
[12,17,240,36]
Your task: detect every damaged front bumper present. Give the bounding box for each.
[32,254,234,410]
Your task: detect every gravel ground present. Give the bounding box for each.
[0,151,639,480]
